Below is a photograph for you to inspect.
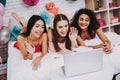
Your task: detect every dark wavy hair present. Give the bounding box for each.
[52,14,71,51]
[71,8,100,39]
[21,15,47,37]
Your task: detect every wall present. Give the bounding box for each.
[3,0,85,26]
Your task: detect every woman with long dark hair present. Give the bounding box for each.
[15,15,47,70]
[48,14,78,53]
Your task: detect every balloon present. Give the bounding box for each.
[22,0,39,6]
[0,3,5,16]
[0,15,3,30]
[0,56,2,67]
[0,0,6,7]
[0,27,10,44]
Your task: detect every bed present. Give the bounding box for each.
[7,32,120,80]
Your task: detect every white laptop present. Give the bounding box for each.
[63,48,103,77]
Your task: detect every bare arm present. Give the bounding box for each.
[96,28,111,45]
[11,12,27,32]
[17,36,33,60]
[32,33,48,70]
[85,29,111,49]
[96,28,112,54]
[41,33,48,57]
[77,36,85,46]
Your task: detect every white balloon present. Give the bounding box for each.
[0,27,10,44]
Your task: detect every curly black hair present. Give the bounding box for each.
[71,8,100,39]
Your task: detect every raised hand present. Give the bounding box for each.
[69,27,78,42]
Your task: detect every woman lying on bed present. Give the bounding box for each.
[71,8,112,54]
[14,15,47,70]
[48,14,78,53]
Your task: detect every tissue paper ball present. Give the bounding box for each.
[0,27,10,44]
[0,15,3,30]
[22,0,39,6]
[0,3,5,16]
[39,11,52,24]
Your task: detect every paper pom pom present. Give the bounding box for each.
[0,3,5,16]
[22,0,39,6]
[10,25,22,41]
[0,0,6,7]
[45,2,59,17]
[39,11,52,24]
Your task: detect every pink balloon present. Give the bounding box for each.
[0,3,5,16]
[0,15,3,30]
[22,0,39,6]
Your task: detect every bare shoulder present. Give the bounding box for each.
[17,35,26,42]
[96,28,103,33]
[96,28,105,36]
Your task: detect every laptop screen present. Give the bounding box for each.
[63,48,103,77]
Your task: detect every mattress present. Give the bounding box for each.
[7,32,120,80]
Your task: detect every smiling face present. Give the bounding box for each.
[31,19,44,38]
[56,20,69,38]
[78,14,90,31]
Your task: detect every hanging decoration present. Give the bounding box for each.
[0,27,10,44]
[0,0,6,7]
[39,11,52,25]
[10,25,22,41]
[22,0,39,6]
[45,2,59,17]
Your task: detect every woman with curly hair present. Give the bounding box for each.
[71,8,112,54]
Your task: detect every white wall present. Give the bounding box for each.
[3,0,85,26]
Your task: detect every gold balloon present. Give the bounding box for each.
[0,27,10,44]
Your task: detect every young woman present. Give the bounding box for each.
[71,8,112,54]
[48,14,78,53]
[15,15,47,70]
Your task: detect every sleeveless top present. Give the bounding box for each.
[14,37,42,53]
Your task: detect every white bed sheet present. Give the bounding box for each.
[7,41,53,80]
[49,45,120,80]
[7,32,120,80]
